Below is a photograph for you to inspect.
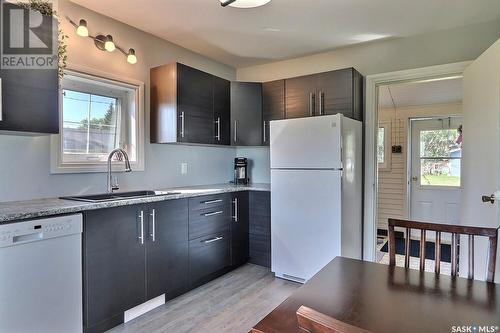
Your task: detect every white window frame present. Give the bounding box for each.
[51,66,145,174]
[377,121,391,171]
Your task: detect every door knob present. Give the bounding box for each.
[412,176,418,182]
[482,195,495,204]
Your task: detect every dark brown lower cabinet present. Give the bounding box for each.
[231,191,249,267]
[146,199,189,301]
[84,204,147,333]
[84,199,189,333]
[249,191,271,268]
[189,232,231,287]
[83,191,270,333]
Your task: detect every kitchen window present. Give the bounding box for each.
[51,69,144,173]
[377,121,391,171]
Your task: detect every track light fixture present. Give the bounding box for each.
[68,17,138,65]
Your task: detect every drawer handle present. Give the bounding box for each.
[203,236,223,244]
[203,211,223,217]
[202,199,223,205]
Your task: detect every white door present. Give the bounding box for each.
[460,39,500,282]
[410,117,462,226]
[270,114,342,169]
[271,169,342,282]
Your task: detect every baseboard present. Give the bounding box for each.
[124,294,165,323]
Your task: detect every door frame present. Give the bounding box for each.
[363,61,471,261]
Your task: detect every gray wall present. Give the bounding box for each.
[0,0,237,202]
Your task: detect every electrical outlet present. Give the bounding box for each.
[181,162,188,175]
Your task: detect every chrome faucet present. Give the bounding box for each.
[107,148,132,193]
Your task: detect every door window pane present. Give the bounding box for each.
[419,128,461,187]
[420,159,461,187]
[420,129,461,158]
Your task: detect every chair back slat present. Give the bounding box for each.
[405,227,411,268]
[468,235,475,280]
[419,229,426,271]
[435,231,441,275]
[296,306,372,333]
[388,224,396,267]
[388,219,498,283]
[488,234,498,282]
[451,233,458,277]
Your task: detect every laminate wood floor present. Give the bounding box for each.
[107,264,300,333]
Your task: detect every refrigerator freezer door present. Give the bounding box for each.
[270,115,342,169]
[271,169,342,282]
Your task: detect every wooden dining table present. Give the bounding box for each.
[252,257,500,333]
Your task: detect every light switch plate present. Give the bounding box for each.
[181,162,188,175]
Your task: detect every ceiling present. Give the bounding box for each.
[378,77,463,109]
[71,0,500,68]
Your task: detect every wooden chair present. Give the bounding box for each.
[296,306,372,333]
[388,218,498,282]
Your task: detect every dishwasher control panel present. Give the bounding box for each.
[0,214,83,248]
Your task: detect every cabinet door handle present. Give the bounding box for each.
[203,236,223,244]
[234,120,238,143]
[309,93,315,116]
[215,117,221,141]
[318,91,323,115]
[203,211,224,217]
[232,198,238,222]
[138,210,145,245]
[202,199,223,205]
[180,111,185,138]
[263,121,267,143]
[150,209,156,242]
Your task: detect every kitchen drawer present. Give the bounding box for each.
[189,232,231,284]
[189,205,230,240]
[189,194,231,212]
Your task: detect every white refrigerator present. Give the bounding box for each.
[270,114,363,283]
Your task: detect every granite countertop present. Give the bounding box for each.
[0,183,270,223]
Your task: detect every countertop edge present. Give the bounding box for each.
[0,184,270,224]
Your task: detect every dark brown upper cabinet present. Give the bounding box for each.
[285,68,363,121]
[285,74,318,119]
[262,80,285,146]
[230,82,263,146]
[150,63,230,145]
[213,76,231,146]
[0,5,58,135]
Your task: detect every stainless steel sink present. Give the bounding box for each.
[60,190,181,203]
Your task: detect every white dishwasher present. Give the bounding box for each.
[0,214,83,333]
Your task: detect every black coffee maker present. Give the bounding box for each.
[234,157,249,185]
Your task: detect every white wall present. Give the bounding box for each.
[0,0,237,202]
[237,18,500,82]
[377,103,462,230]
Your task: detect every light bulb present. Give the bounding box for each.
[76,19,88,37]
[104,35,115,52]
[127,48,137,64]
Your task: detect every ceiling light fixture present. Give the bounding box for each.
[67,17,138,65]
[220,0,271,8]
